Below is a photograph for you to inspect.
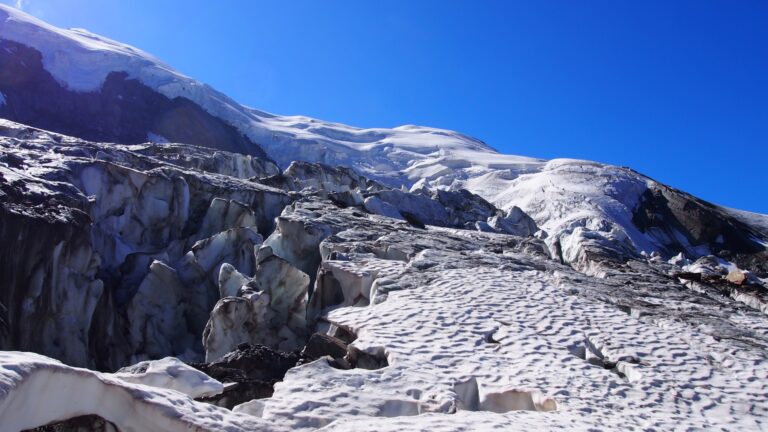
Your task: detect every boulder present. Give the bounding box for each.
[302,333,348,360]
[726,270,748,286]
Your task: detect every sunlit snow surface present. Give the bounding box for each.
[3,217,768,430]
[0,352,276,431]
[255,218,768,431]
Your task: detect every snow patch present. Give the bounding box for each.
[0,351,271,431]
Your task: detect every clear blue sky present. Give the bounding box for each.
[6,0,768,213]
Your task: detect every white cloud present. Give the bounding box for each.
[14,0,27,10]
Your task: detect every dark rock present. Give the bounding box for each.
[302,333,348,360]
[195,342,300,382]
[345,346,389,370]
[401,211,427,229]
[190,343,300,409]
[24,415,118,432]
[0,40,270,160]
[0,152,24,168]
[327,191,361,208]
[632,185,765,257]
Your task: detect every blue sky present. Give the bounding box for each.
[5,1,767,213]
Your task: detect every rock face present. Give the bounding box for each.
[632,184,765,257]
[0,39,271,159]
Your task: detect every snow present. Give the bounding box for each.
[0,4,504,185]
[2,7,768,430]
[113,357,224,398]
[1,3,765,270]
[0,351,276,431]
[1,120,767,430]
[249,221,768,430]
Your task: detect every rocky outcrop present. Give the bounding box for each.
[191,343,301,409]
[26,415,118,432]
[632,184,765,259]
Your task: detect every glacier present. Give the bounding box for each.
[0,4,767,431]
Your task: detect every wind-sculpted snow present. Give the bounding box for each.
[230,200,768,430]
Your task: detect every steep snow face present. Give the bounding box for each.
[0,4,499,182]
[0,6,177,92]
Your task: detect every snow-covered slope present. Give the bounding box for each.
[0,4,502,180]
[2,4,764,275]
[5,194,767,431]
